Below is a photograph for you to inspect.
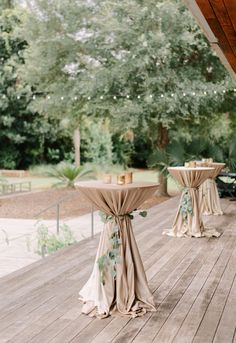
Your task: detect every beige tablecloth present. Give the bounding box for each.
[76,181,159,318]
[164,167,220,238]
[198,163,225,215]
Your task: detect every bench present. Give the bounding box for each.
[0,181,31,195]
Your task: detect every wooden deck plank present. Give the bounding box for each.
[213,271,236,342]
[124,233,232,343]
[0,197,234,343]
[154,235,236,343]
[192,244,236,343]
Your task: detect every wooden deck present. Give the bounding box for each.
[0,196,236,343]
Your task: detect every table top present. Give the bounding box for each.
[75,180,159,191]
[168,166,214,171]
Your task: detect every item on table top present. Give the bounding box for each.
[184,162,190,168]
[125,172,133,184]
[117,174,125,185]
[189,161,196,168]
[103,174,112,184]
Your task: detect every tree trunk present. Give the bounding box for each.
[73,127,81,166]
[158,172,168,196]
[157,123,169,196]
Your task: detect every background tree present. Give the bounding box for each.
[73,0,235,194]
[20,0,99,166]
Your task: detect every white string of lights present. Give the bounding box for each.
[2,88,236,101]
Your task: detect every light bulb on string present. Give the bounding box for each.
[204,91,207,95]
[113,96,117,99]
[192,92,195,96]
[126,95,130,99]
[47,95,51,100]
[74,96,78,101]
[149,94,153,98]
[183,93,186,96]
[214,90,217,94]
[32,95,36,100]
[171,93,174,97]
[60,96,64,100]
[88,96,91,100]
[137,95,141,99]
[17,95,20,100]
[100,95,103,100]
[161,94,164,98]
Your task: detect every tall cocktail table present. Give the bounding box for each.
[164,167,220,238]
[76,181,159,318]
[198,163,225,215]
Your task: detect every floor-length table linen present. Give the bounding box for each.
[164,167,220,238]
[76,181,159,318]
[198,163,225,215]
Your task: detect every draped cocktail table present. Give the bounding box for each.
[164,167,221,238]
[198,163,225,215]
[76,181,159,318]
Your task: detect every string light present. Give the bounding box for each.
[13,88,235,102]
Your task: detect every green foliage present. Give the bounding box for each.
[36,222,77,256]
[180,189,193,223]
[97,225,121,285]
[98,209,147,284]
[81,119,114,166]
[47,162,94,188]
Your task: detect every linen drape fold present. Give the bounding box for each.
[199,163,225,216]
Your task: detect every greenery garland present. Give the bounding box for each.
[180,188,193,223]
[97,210,147,285]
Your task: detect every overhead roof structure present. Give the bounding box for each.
[183,0,236,83]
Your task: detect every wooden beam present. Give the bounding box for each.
[183,0,236,83]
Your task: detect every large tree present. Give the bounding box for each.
[0,2,35,168]
[20,0,98,166]
[73,0,235,194]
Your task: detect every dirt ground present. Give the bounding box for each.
[0,188,170,220]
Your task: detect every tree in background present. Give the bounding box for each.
[74,0,236,194]
[20,0,97,166]
[19,0,236,187]
[0,2,32,168]
[0,1,74,169]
